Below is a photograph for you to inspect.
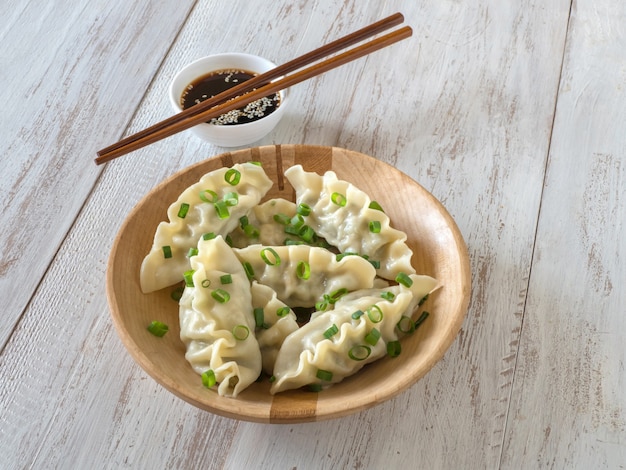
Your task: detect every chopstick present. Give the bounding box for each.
[95,16,411,164]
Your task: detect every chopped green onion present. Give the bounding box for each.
[268,374,276,383]
[348,344,371,361]
[397,315,415,334]
[220,274,232,285]
[369,259,381,269]
[331,192,347,207]
[296,203,311,216]
[276,306,291,318]
[395,272,413,287]
[201,279,211,288]
[315,298,329,311]
[177,203,190,218]
[248,161,262,166]
[214,200,230,219]
[296,261,311,280]
[290,214,305,228]
[285,238,305,246]
[328,288,349,303]
[232,324,249,340]
[273,213,291,225]
[316,369,333,381]
[387,340,402,357]
[336,252,358,262]
[239,215,249,228]
[323,323,339,339]
[225,234,233,246]
[364,328,381,346]
[284,225,301,236]
[414,311,430,329]
[187,247,198,258]
[211,288,230,303]
[253,308,265,328]
[202,232,216,240]
[260,247,281,266]
[351,309,365,320]
[147,320,169,337]
[366,305,384,323]
[202,369,216,388]
[170,286,184,301]
[183,269,195,287]
[298,225,315,242]
[418,294,430,307]
[199,189,218,203]
[369,220,382,233]
[381,291,395,301]
[308,383,323,392]
[225,168,241,185]
[242,262,255,280]
[243,224,260,238]
[162,245,172,259]
[368,201,385,212]
[223,191,239,206]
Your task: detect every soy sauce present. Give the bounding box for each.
[180,69,280,125]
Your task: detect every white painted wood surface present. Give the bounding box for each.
[1,0,624,468]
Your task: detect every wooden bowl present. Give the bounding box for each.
[106,144,471,423]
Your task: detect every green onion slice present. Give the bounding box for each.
[199,189,218,203]
[351,309,365,320]
[364,328,381,346]
[387,340,402,357]
[368,201,385,212]
[397,315,415,334]
[211,288,230,303]
[285,238,304,246]
[276,306,290,318]
[223,191,239,206]
[202,369,216,388]
[243,224,260,238]
[170,286,184,301]
[253,308,265,328]
[336,252,358,262]
[366,305,384,323]
[308,383,323,392]
[395,272,413,287]
[183,270,195,287]
[162,245,172,259]
[177,203,190,218]
[232,324,249,340]
[220,274,232,285]
[414,311,430,330]
[242,262,255,280]
[369,259,381,269]
[296,203,311,216]
[381,291,395,301]
[147,320,169,337]
[239,215,249,228]
[201,279,211,288]
[296,261,311,280]
[186,247,198,258]
[369,220,382,233]
[331,192,347,207]
[214,200,230,219]
[273,213,291,225]
[202,232,216,240]
[418,294,430,307]
[316,369,333,381]
[328,287,348,303]
[298,225,315,243]
[224,168,241,185]
[323,323,339,339]
[315,299,329,311]
[260,247,281,266]
[348,345,371,361]
[290,214,305,228]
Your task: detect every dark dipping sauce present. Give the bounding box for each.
[180,69,281,125]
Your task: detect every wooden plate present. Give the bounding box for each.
[106,144,471,423]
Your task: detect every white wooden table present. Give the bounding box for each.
[1,1,625,468]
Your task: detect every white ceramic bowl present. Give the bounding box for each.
[169,53,289,147]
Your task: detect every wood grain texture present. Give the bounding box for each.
[0,0,196,347]
[0,0,624,468]
[500,0,626,467]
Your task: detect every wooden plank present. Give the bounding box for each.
[0,0,196,347]
[500,0,626,467]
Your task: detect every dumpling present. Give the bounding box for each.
[228,198,298,248]
[284,165,415,280]
[140,162,273,293]
[233,244,377,307]
[179,235,262,397]
[250,281,299,374]
[270,273,438,394]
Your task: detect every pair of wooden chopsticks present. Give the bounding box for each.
[95,13,411,164]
